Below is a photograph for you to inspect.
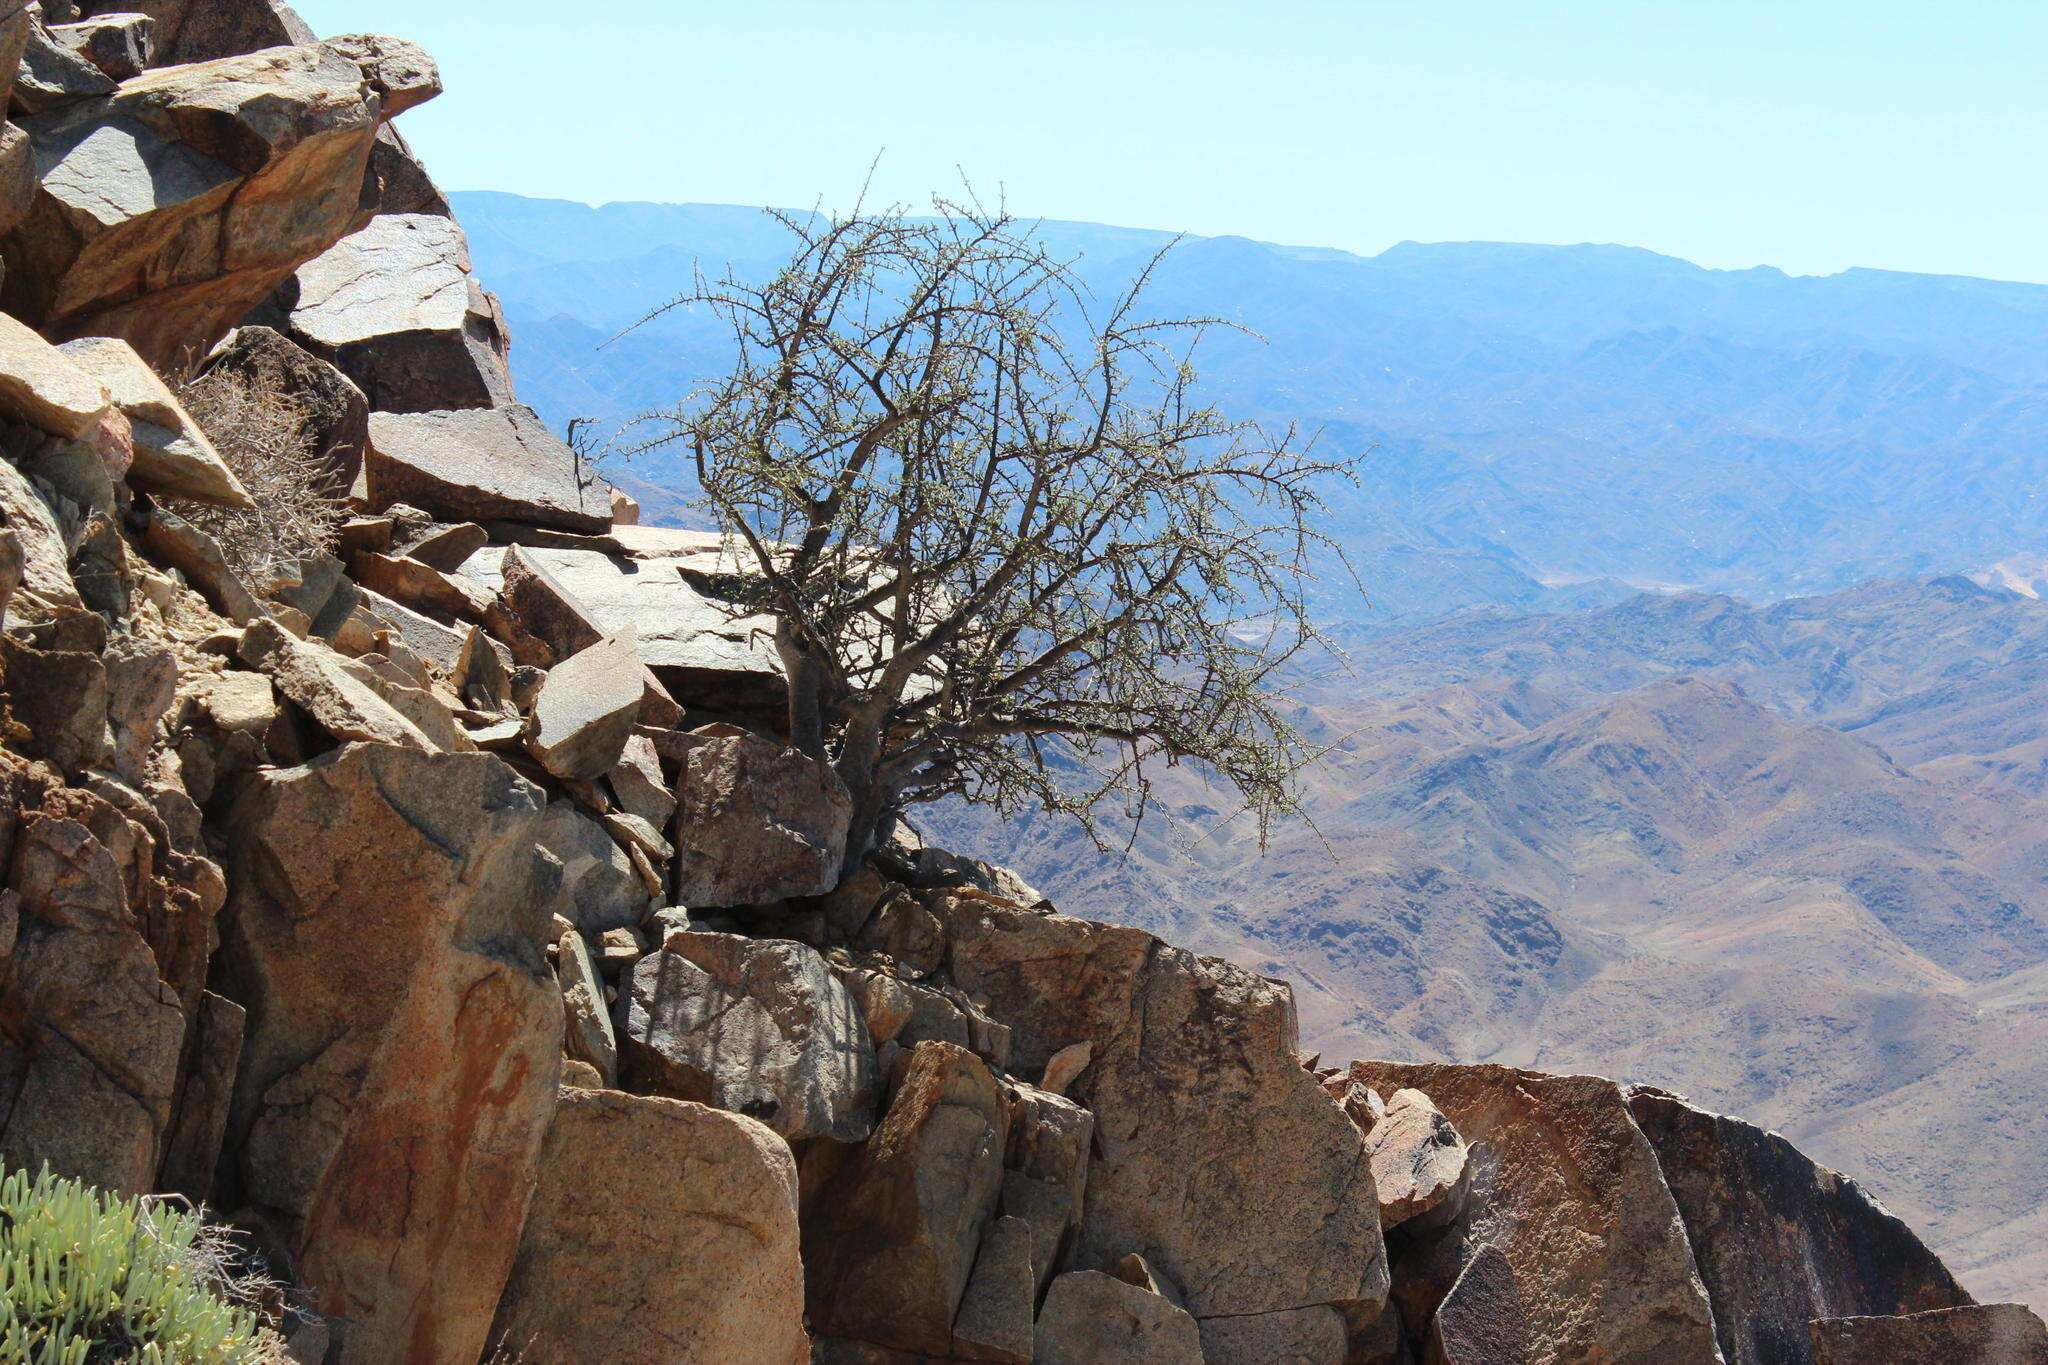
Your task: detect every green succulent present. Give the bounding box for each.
[0,1164,282,1363]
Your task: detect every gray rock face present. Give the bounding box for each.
[50,13,154,81]
[489,1088,810,1365]
[284,213,512,413]
[1627,1087,1971,1364]
[951,1213,1035,1364]
[618,930,877,1143]
[1427,1244,1531,1365]
[805,1040,1008,1355]
[366,405,608,534]
[1035,1271,1204,1365]
[525,631,641,781]
[1810,1305,2048,1364]
[1197,1305,1349,1365]
[999,1080,1092,1296]
[553,925,615,1086]
[153,0,315,66]
[0,312,111,441]
[936,895,1387,1322]
[220,741,562,1364]
[1365,1087,1470,1232]
[672,731,852,907]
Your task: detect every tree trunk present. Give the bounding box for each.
[778,627,826,761]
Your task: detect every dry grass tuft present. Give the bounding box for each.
[174,371,349,588]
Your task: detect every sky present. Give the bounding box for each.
[295,0,2048,283]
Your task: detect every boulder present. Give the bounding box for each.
[361,123,447,217]
[349,549,491,622]
[606,732,674,829]
[50,12,154,81]
[552,925,615,1085]
[319,34,440,117]
[488,1088,808,1365]
[951,1213,1035,1364]
[282,213,511,413]
[0,120,35,238]
[221,741,562,1365]
[804,1041,1007,1355]
[1810,1305,2048,1364]
[365,406,608,534]
[1627,1086,1971,1364]
[400,519,487,571]
[524,631,641,781]
[4,43,391,366]
[533,800,651,933]
[617,930,878,1143]
[0,311,111,440]
[13,19,117,114]
[236,616,437,750]
[1366,1087,1469,1232]
[199,325,368,491]
[56,335,252,506]
[1000,1081,1092,1295]
[1346,1062,1718,1364]
[1034,1271,1203,1365]
[937,895,1387,1322]
[0,451,84,618]
[672,731,853,907]
[152,0,315,66]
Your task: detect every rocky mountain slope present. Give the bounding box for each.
[0,3,2039,1362]
[929,580,2048,1312]
[453,191,2048,615]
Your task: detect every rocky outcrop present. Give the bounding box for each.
[1810,1305,2048,1364]
[221,742,561,1363]
[1628,1086,1972,1363]
[489,1087,809,1364]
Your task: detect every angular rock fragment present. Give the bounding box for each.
[1810,1305,2048,1364]
[154,0,314,66]
[365,405,607,534]
[237,616,435,749]
[1365,1087,1469,1232]
[605,732,673,828]
[137,506,263,623]
[13,19,117,114]
[1627,1086,1971,1363]
[533,800,651,933]
[349,548,491,622]
[283,213,511,413]
[221,742,562,1365]
[401,519,486,571]
[525,630,641,781]
[553,924,615,1086]
[0,311,110,440]
[618,930,878,1143]
[1001,1081,1092,1295]
[805,1041,1007,1355]
[1034,1270,1203,1365]
[320,34,440,116]
[361,124,447,217]
[58,335,252,506]
[489,1088,808,1365]
[157,990,244,1201]
[1427,1243,1531,1365]
[673,730,853,906]
[50,12,154,81]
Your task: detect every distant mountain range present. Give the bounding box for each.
[921,576,2048,1311]
[453,191,2048,615]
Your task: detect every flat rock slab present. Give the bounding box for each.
[59,335,252,506]
[525,631,642,781]
[0,310,108,439]
[489,1088,809,1365]
[1626,1086,1970,1365]
[366,405,609,534]
[1810,1305,2048,1364]
[618,930,877,1143]
[236,616,436,750]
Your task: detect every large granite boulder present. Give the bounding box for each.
[488,1087,809,1365]
[1347,1062,1719,1364]
[221,742,562,1365]
[1810,1305,2048,1364]
[365,405,608,534]
[672,731,853,907]
[3,41,411,365]
[936,895,1387,1325]
[281,212,512,413]
[1627,1086,1972,1364]
[804,1041,1008,1355]
[617,930,878,1143]
[1365,1087,1470,1232]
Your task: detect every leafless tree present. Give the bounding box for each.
[628,195,1352,868]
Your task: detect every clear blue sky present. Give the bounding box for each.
[296,0,2048,282]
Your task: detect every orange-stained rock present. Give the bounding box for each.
[1347,1062,1718,1365]
[488,1087,808,1365]
[221,741,563,1365]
